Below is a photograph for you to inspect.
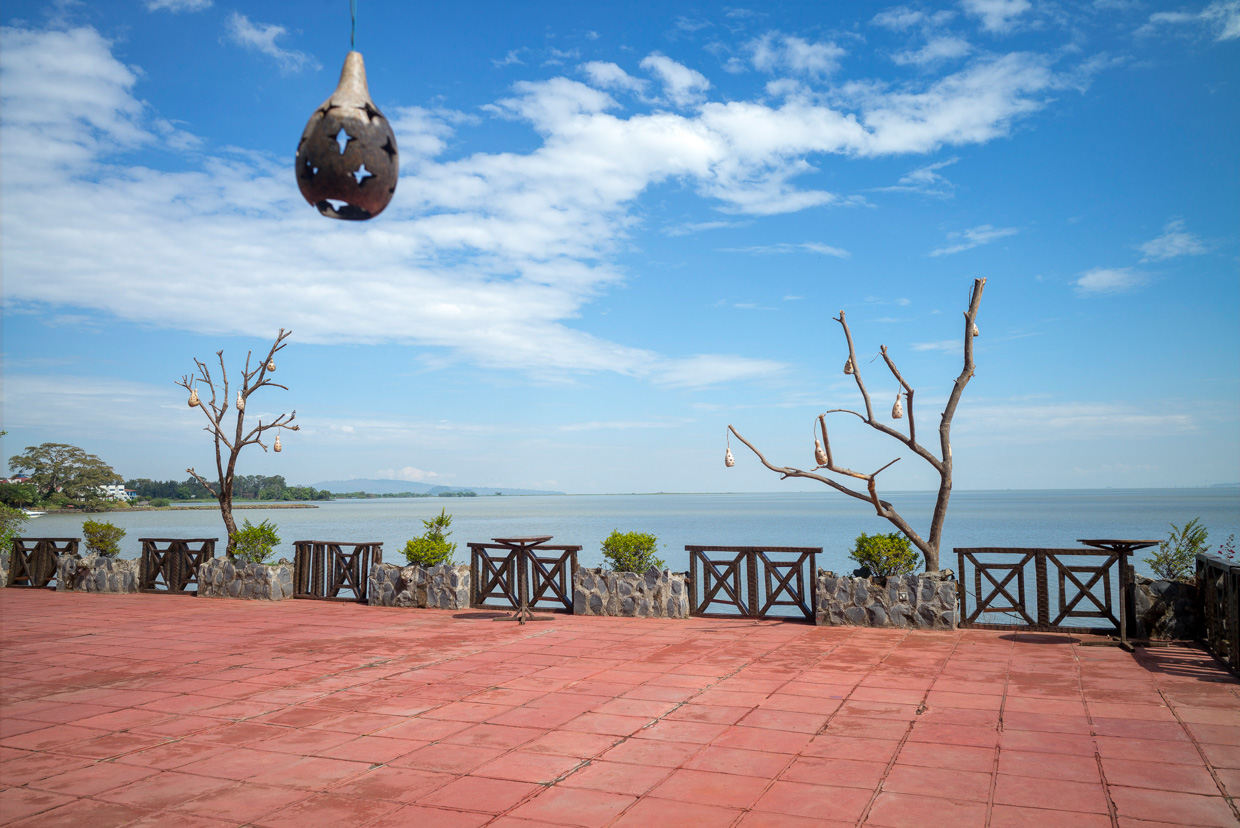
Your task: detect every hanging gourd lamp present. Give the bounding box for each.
[236,391,245,412]
[188,386,199,407]
[725,448,735,468]
[267,359,277,372]
[843,357,854,375]
[274,434,283,453]
[892,391,904,420]
[295,3,398,220]
[972,322,980,337]
[814,438,828,466]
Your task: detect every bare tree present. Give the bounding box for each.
[728,278,985,573]
[176,329,299,554]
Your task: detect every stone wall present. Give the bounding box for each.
[816,570,958,629]
[368,562,470,609]
[573,567,689,619]
[1132,575,1201,640]
[56,554,139,594]
[198,557,294,601]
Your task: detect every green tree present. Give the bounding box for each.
[7,443,122,506]
[0,482,37,508]
[0,505,29,553]
[403,509,458,567]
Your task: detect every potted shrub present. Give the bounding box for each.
[600,530,665,573]
[849,532,919,585]
[231,519,280,564]
[1134,519,1208,639]
[82,519,126,557]
[403,508,457,566]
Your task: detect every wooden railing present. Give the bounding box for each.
[955,547,1131,634]
[7,538,79,589]
[293,541,382,602]
[139,538,216,595]
[1198,553,1239,671]
[686,546,819,621]
[469,543,579,612]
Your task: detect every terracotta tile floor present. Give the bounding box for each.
[1,591,1238,827]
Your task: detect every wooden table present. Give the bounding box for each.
[489,536,556,625]
[1077,538,1160,649]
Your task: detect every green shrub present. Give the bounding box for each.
[150,497,171,508]
[231,519,280,564]
[601,530,665,573]
[1145,518,1207,581]
[403,508,457,567]
[850,532,919,576]
[82,519,126,557]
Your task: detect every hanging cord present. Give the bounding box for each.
[350,0,357,50]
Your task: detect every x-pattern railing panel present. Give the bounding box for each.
[7,538,78,589]
[469,543,578,612]
[139,538,216,594]
[1051,554,1118,627]
[470,543,519,608]
[688,546,819,621]
[529,547,577,611]
[956,547,1130,634]
[293,541,381,602]
[757,550,817,620]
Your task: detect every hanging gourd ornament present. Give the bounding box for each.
[814,438,828,466]
[725,448,735,468]
[892,392,904,420]
[267,359,277,372]
[295,51,398,220]
[843,357,854,375]
[274,434,282,453]
[188,386,199,407]
[236,391,245,412]
[971,322,980,337]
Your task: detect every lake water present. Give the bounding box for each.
[26,488,1240,579]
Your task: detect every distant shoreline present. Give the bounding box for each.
[51,503,320,514]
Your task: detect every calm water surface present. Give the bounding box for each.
[28,488,1240,578]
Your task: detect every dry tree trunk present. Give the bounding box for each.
[176,329,299,556]
[729,278,985,572]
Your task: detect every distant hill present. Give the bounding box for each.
[314,478,564,496]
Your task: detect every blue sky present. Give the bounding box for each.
[1,0,1237,494]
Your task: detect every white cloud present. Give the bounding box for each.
[894,36,973,66]
[1075,267,1148,295]
[224,12,318,74]
[580,61,647,95]
[911,340,960,352]
[960,400,1196,441]
[720,242,851,258]
[1139,219,1208,261]
[873,156,958,196]
[146,0,211,11]
[748,32,846,78]
[872,8,957,30]
[664,220,748,236]
[1,25,1084,390]
[1142,0,1240,41]
[493,49,527,68]
[961,0,1032,33]
[929,224,1018,256]
[639,53,710,107]
[377,466,440,482]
